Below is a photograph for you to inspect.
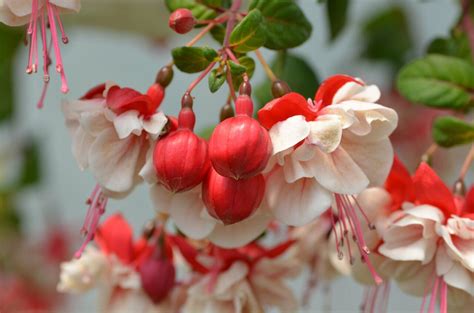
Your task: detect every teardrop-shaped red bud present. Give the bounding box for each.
[139,257,175,304]
[154,129,210,192]
[178,107,196,130]
[235,95,253,116]
[209,115,272,179]
[202,168,265,225]
[169,9,196,34]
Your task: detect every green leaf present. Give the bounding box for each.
[208,68,226,93]
[427,32,472,64]
[249,0,312,50]
[433,116,474,147]
[229,9,266,53]
[231,56,256,89]
[0,193,21,235]
[0,25,23,122]
[18,139,41,187]
[326,0,349,41]
[200,0,222,7]
[165,0,217,20]
[361,6,412,69]
[228,61,247,75]
[210,24,226,44]
[397,54,474,110]
[255,53,319,108]
[172,46,218,73]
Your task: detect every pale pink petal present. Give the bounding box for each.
[266,167,332,226]
[89,129,143,194]
[281,144,318,183]
[4,0,32,17]
[250,274,298,312]
[142,112,168,138]
[340,137,393,187]
[138,142,157,184]
[307,115,342,153]
[79,111,111,137]
[149,184,175,213]
[71,127,94,170]
[438,218,474,271]
[395,261,436,297]
[112,110,143,139]
[311,146,369,195]
[207,207,272,248]
[269,115,310,154]
[0,3,29,25]
[403,204,445,224]
[50,0,81,12]
[169,188,216,240]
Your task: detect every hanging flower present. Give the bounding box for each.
[62,83,167,256]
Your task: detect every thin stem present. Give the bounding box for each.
[459,144,474,181]
[421,143,438,164]
[225,47,249,82]
[226,63,237,102]
[223,0,242,47]
[186,61,217,94]
[255,49,277,82]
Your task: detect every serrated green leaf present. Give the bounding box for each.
[327,0,349,41]
[208,68,226,93]
[165,0,217,20]
[228,61,247,75]
[361,6,412,69]
[397,54,474,110]
[229,9,266,53]
[231,56,256,89]
[433,116,474,147]
[255,53,319,108]
[172,47,218,73]
[249,0,312,50]
[427,32,472,64]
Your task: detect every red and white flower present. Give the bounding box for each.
[258,75,398,227]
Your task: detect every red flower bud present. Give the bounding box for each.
[154,128,210,192]
[169,9,196,34]
[202,168,265,225]
[209,96,272,179]
[139,257,175,304]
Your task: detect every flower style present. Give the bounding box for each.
[62,82,167,256]
[0,0,81,106]
[149,184,272,248]
[171,237,299,313]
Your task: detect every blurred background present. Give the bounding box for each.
[0,0,472,312]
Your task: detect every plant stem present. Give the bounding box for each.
[223,0,242,48]
[226,63,237,102]
[186,61,217,94]
[459,144,474,180]
[255,49,277,82]
[421,143,438,164]
[225,47,249,82]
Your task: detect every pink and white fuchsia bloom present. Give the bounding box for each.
[0,0,81,106]
[62,83,167,256]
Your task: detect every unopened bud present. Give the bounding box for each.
[220,103,235,121]
[169,9,196,34]
[156,66,174,87]
[271,80,291,98]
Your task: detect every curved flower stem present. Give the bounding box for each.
[225,47,249,83]
[459,144,474,181]
[186,61,217,94]
[223,0,243,48]
[421,143,438,164]
[255,49,277,82]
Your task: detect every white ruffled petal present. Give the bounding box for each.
[149,184,175,214]
[71,126,94,171]
[50,0,81,12]
[89,129,144,194]
[311,146,370,195]
[307,115,342,153]
[269,115,310,154]
[340,137,394,187]
[207,207,272,248]
[266,167,332,226]
[138,142,157,184]
[142,112,168,138]
[112,110,143,139]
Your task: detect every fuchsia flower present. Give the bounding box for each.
[170,237,300,313]
[62,83,167,257]
[0,0,81,107]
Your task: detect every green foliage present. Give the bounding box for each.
[433,116,474,147]
[397,54,474,111]
[0,25,23,122]
[361,6,412,69]
[165,0,217,20]
[230,9,266,53]
[0,193,21,235]
[18,140,41,187]
[326,0,349,41]
[255,53,319,107]
[172,47,218,73]
[231,56,256,89]
[208,68,226,93]
[427,31,472,64]
[210,24,226,44]
[249,0,312,50]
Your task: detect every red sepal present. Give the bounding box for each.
[384,156,415,211]
[106,86,157,116]
[315,74,361,107]
[95,213,134,264]
[80,83,106,100]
